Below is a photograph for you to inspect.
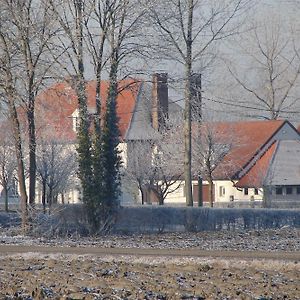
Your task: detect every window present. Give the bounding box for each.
[254,188,259,195]
[286,186,293,195]
[244,188,248,195]
[219,186,225,197]
[275,187,283,195]
[297,186,300,195]
[73,116,80,132]
[9,179,19,197]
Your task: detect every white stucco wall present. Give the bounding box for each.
[164,182,186,204]
[214,180,263,202]
[162,180,264,205]
[118,142,127,168]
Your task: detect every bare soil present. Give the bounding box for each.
[0,248,299,299]
[0,228,299,299]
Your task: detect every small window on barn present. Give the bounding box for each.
[275,187,283,195]
[286,186,293,195]
[219,186,225,197]
[254,188,259,195]
[244,188,248,195]
[297,186,300,195]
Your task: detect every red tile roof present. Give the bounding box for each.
[234,141,277,188]
[210,120,286,179]
[35,79,142,141]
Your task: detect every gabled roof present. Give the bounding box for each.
[211,120,286,179]
[265,140,300,186]
[236,139,300,187]
[235,141,278,188]
[35,79,142,141]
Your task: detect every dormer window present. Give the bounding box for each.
[74,116,80,132]
[71,107,96,132]
[72,109,80,132]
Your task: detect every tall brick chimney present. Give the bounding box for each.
[152,73,168,131]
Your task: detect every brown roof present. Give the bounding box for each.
[235,141,277,188]
[211,120,286,179]
[35,79,142,141]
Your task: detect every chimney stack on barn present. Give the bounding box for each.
[152,73,168,131]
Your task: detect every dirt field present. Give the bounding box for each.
[0,248,299,299]
[0,228,299,299]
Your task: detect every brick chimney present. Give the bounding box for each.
[152,73,168,130]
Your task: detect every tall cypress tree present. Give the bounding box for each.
[72,0,94,226]
[89,121,104,230]
[100,59,122,216]
[75,78,94,217]
[88,61,122,231]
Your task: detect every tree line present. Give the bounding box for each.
[0,0,299,232]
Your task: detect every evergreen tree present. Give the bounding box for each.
[100,60,122,216]
[75,79,94,217]
[89,124,104,230]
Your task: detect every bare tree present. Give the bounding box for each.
[48,0,147,229]
[0,8,28,229]
[0,0,60,206]
[150,144,183,205]
[83,1,112,136]
[48,0,95,212]
[124,140,154,204]
[36,137,77,213]
[227,17,300,120]
[125,115,184,205]
[0,124,17,212]
[147,0,252,206]
[192,121,234,207]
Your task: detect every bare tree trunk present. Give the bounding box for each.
[141,189,145,205]
[208,177,214,208]
[3,185,8,213]
[42,179,46,214]
[48,185,53,214]
[61,193,65,204]
[184,0,194,207]
[197,175,203,207]
[152,187,164,205]
[8,96,28,230]
[158,194,164,205]
[138,181,145,205]
[27,99,36,207]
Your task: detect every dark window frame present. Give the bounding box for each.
[286,186,293,195]
[219,186,225,197]
[276,187,283,195]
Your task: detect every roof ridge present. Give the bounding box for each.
[263,140,280,186]
[235,141,278,188]
[234,120,288,179]
[123,81,144,140]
